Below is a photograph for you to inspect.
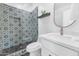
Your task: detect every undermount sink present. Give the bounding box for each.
[55,34,72,40]
[44,33,79,41]
[43,33,73,40]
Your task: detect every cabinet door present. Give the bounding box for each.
[40,38,78,56]
[41,46,56,56]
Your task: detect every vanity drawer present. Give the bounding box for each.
[40,38,78,56]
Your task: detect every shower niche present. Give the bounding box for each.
[0,3,38,56]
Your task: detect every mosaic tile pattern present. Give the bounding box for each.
[0,3,38,55]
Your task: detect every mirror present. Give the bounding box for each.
[54,3,76,28]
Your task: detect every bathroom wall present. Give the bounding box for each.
[7,3,59,35]
[0,3,38,55]
[37,3,79,36]
[7,3,79,36]
[55,3,79,36]
[37,3,60,35]
[64,3,79,36]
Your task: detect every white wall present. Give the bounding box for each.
[37,3,60,35]
[55,3,79,36]
[38,3,59,35]
[64,4,79,36]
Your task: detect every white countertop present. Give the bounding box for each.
[39,33,79,52]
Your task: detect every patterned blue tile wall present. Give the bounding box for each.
[0,3,38,52]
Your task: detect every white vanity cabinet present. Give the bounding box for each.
[39,38,79,56]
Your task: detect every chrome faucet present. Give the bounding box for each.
[60,27,63,35]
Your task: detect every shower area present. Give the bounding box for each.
[0,3,38,56]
